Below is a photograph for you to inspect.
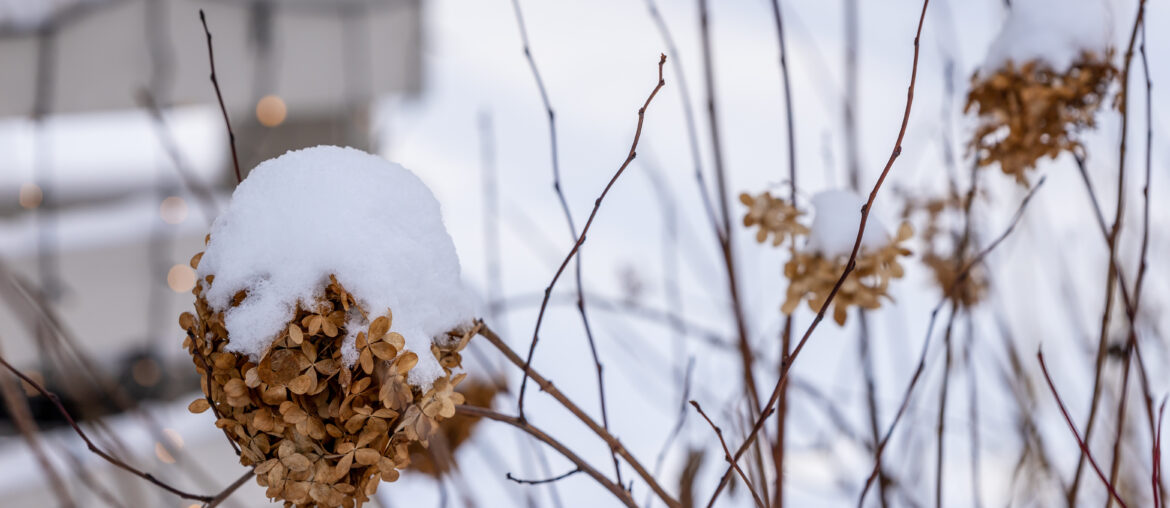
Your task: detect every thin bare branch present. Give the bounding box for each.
[1073,1,1148,501]
[204,471,254,508]
[643,0,723,243]
[858,176,1047,506]
[456,405,637,508]
[708,2,932,503]
[691,401,765,508]
[478,322,681,508]
[0,353,76,507]
[1037,351,1128,508]
[506,469,583,486]
[697,0,763,417]
[515,51,667,484]
[198,10,241,184]
[769,0,799,502]
[1154,398,1166,508]
[0,353,213,502]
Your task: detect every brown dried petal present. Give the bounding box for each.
[282,454,312,472]
[368,316,390,342]
[385,332,405,351]
[395,352,417,376]
[360,349,374,375]
[259,349,310,386]
[369,342,397,362]
[188,398,211,414]
[223,378,248,398]
[179,312,195,331]
[289,372,317,395]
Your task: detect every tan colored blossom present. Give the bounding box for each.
[781,222,914,325]
[182,251,473,508]
[739,191,809,247]
[966,51,1116,184]
[901,191,988,307]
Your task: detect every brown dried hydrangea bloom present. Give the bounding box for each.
[182,253,474,508]
[965,50,1116,183]
[781,222,914,326]
[739,191,810,247]
[901,193,988,307]
[408,378,502,476]
[923,254,986,308]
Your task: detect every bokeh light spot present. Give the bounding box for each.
[19,183,42,209]
[167,264,196,293]
[256,95,287,127]
[160,196,188,225]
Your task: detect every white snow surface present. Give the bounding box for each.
[805,189,890,259]
[981,0,1113,74]
[196,145,475,387]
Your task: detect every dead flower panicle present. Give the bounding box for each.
[739,191,810,247]
[965,50,1117,184]
[901,192,988,307]
[182,250,475,508]
[408,378,502,477]
[781,222,914,326]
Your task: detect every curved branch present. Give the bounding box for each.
[456,405,636,508]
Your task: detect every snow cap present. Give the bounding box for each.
[982,0,1113,74]
[196,145,475,387]
[806,189,890,259]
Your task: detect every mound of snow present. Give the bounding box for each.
[982,0,1113,74]
[805,189,890,259]
[196,146,475,387]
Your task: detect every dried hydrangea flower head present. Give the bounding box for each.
[183,275,475,507]
[408,377,503,476]
[181,146,476,507]
[965,0,1116,183]
[900,192,988,307]
[780,190,913,326]
[739,191,809,247]
[966,52,1115,183]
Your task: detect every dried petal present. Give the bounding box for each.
[188,398,211,414]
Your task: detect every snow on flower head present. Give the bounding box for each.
[196,145,475,387]
[981,0,1113,75]
[805,189,890,259]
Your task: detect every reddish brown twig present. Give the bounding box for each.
[515,51,667,480]
[510,4,667,489]
[1072,1,1147,503]
[138,89,222,224]
[691,401,765,508]
[506,469,583,486]
[0,354,76,507]
[697,0,763,419]
[699,0,770,491]
[768,0,799,502]
[935,161,981,508]
[456,405,637,508]
[643,0,723,244]
[708,1,932,503]
[1154,398,1166,508]
[858,175,1046,506]
[1107,19,1157,502]
[1037,351,1128,508]
[477,322,681,508]
[0,353,213,502]
[1072,150,1165,503]
[204,471,254,508]
[198,10,241,184]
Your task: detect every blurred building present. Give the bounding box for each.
[0,1,424,505]
[0,0,422,423]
